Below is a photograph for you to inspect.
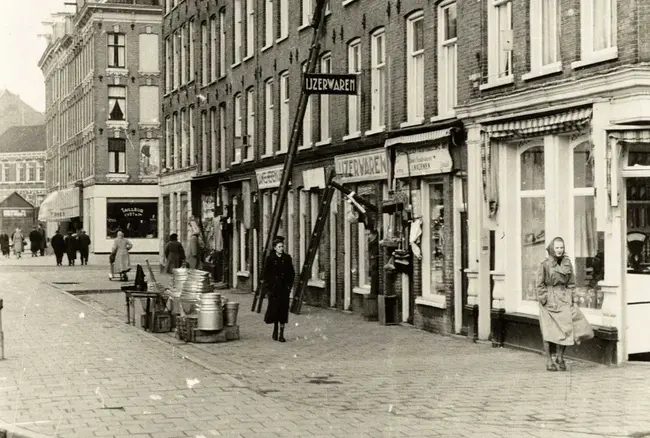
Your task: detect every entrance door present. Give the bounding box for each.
[460,211,469,335]
[624,176,650,357]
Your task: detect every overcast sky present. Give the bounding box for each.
[0,0,70,113]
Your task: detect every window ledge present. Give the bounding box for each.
[298,143,313,150]
[261,44,273,53]
[231,160,242,166]
[415,296,446,309]
[308,279,326,289]
[236,271,250,278]
[522,63,563,81]
[353,286,371,295]
[365,127,386,136]
[342,0,358,6]
[260,153,274,159]
[298,23,311,32]
[571,48,618,70]
[400,118,424,129]
[105,67,128,74]
[479,75,514,91]
[242,157,254,163]
[275,150,288,156]
[218,75,227,81]
[276,35,289,45]
[243,54,254,63]
[315,138,332,147]
[342,132,361,141]
[430,113,456,123]
[106,120,128,129]
[231,61,242,69]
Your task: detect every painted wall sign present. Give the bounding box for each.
[303,73,359,95]
[2,209,27,217]
[394,145,453,178]
[302,167,326,189]
[335,149,388,183]
[256,165,285,190]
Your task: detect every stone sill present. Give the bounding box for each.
[415,296,446,309]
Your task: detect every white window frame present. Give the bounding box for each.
[279,0,288,40]
[201,22,209,86]
[279,71,289,153]
[234,0,243,64]
[108,139,126,174]
[246,0,255,57]
[482,0,513,90]
[299,190,308,269]
[107,86,126,121]
[234,93,243,163]
[346,39,361,138]
[405,11,424,126]
[180,26,187,84]
[210,107,218,171]
[189,20,195,81]
[165,37,172,93]
[524,0,561,80]
[173,30,180,89]
[300,62,312,148]
[239,221,247,273]
[264,0,274,48]
[201,111,208,171]
[165,116,172,168]
[210,16,218,82]
[369,28,386,133]
[318,53,331,144]
[357,222,371,289]
[107,33,126,69]
[172,112,179,169]
[302,0,312,27]
[437,1,457,118]
[572,0,618,69]
[219,9,227,76]
[189,106,195,166]
[264,79,274,156]
[219,104,227,170]
[310,191,322,280]
[181,108,188,167]
[246,88,255,160]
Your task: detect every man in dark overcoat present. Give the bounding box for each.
[263,236,295,343]
[64,231,78,266]
[77,229,91,265]
[37,224,46,256]
[51,230,65,266]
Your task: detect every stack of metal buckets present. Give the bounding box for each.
[170,268,240,333]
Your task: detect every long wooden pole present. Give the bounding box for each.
[252,0,329,313]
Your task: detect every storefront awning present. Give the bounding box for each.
[484,107,593,138]
[38,187,80,222]
[385,128,451,148]
[609,130,650,143]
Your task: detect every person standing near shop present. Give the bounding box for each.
[77,229,91,265]
[12,228,24,259]
[164,233,185,274]
[64,230,78,266]
[38,224,47,256]
[111,231,133,281]
[51,229,65,266]
[0,232,10,258]
[536,237,594,372]
[187,231,202,269]
[29,226,42,257]
[263,236,295,343]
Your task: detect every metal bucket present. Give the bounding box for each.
[197,293,223,331]
[224,302,239,326]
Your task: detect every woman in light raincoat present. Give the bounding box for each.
[111,231,133,281]
[12,228,24,258]
[536,237,594,372]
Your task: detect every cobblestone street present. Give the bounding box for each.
[1,258,650,437]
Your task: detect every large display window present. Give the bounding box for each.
[106,199,158,239]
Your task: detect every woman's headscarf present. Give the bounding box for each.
[546,236,571,272]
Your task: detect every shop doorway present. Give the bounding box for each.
[459,211,469,335]
[624,176,650,360]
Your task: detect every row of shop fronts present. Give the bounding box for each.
[179,75,650,365]
[39,184,159,254]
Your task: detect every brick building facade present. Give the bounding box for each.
[39,0,162,253]
[161,0,467,335]
[456,0,650,364]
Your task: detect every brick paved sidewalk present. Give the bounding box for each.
[2,266,650,438]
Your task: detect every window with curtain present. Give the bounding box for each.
[519,145,546,301]
[370,29,386,131]
[438,1,457,116]
[108,86,126,121]
[406,11,424,123]
[592,0,616,52]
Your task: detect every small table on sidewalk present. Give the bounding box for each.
[124,291,160,331]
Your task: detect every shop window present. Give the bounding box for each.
[106,200,158,239]
[626,177,650,275]
[427,183,445,296]
[519,145,546,302]
[310,191,324,282]
[108,138,126,174]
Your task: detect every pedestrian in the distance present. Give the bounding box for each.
[64,231,78,266]
[77,229,91,265]
[12,228,24,259]
[536,236,594,372]
[29,226,41,257]
[51,229,65,266]
[164,233,185,274]
[0,232,10,258]
[263,236,295,343]
[187,231,202,269]
[37,224,46,256]
[111,231,133,281]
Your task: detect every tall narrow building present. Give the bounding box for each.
[38,0,162,253]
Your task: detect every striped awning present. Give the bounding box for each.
[483,108,593,138]
[384,128,451,148]
[609,130,650,143]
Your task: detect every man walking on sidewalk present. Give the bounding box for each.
[51,230,65,266]
[77,229,91,265]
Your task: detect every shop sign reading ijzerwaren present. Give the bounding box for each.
[256,165,285,190]
[335,149,388,183]
[393,145,453,178]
